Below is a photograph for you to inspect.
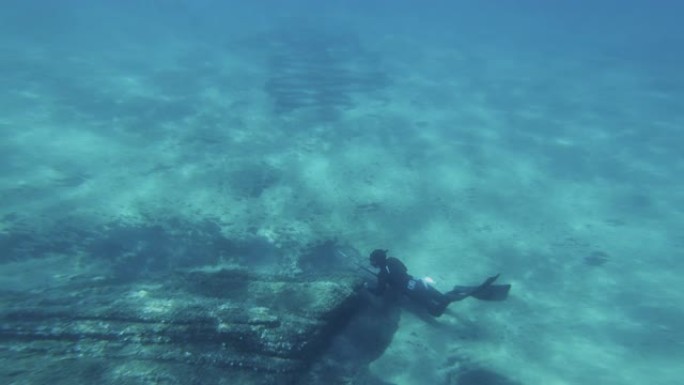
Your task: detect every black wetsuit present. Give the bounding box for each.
[370,257,453,317]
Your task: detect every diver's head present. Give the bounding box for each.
[369,249,388,268]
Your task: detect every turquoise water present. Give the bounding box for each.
[1,1,682,384]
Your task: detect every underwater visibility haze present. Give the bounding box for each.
[1,1,683,384]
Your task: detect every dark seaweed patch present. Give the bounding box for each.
[453,368,522,385]
[0,217,231,278]
[584,250,609,266]
[263,24,388,117]
[227,163,281,198]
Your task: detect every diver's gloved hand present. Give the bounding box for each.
[363,280,381,295]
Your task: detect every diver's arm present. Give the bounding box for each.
[367,273,387,295]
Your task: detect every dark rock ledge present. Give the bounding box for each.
[0,268,366,385]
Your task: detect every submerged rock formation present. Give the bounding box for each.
[0,268,368,384]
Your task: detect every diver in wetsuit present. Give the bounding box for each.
[366,249,509,317]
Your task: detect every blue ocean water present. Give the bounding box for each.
[1,1,683,384]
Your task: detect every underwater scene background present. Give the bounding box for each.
[1,1,682,384]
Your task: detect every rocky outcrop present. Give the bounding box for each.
[0,268,366,385]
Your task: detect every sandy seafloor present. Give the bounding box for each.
[1,1,683,384]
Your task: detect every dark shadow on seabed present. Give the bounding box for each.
[0,266,388,384]
[0,214,406,385]
[262,21,389,119]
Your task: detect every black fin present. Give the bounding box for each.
[468,284,511,301]
[450,274,511,302]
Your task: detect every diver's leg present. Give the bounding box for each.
[405,282,453,317]
[427,301,448,317]
[425,286,451,317]
[426,285,449,303]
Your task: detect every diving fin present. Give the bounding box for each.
[462,283,511,301]
[449,274,511,302]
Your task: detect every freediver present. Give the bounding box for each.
[366,249,510,317]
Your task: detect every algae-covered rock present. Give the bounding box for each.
[0,268,365,385]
